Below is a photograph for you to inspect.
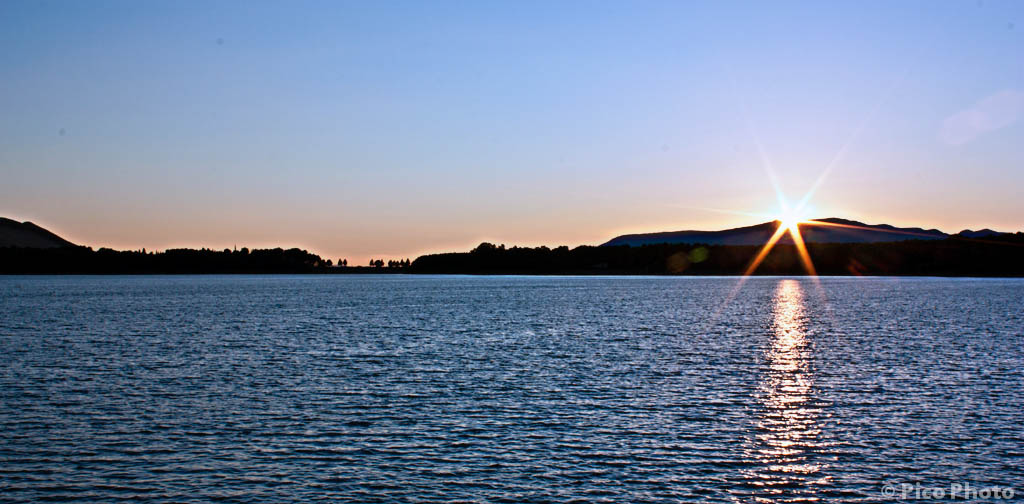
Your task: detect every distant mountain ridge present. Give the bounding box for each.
[602,217,1004,247]
[955,228,1004,239]
[0,218,77,248]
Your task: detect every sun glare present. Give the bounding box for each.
[777,206,811,234]
[780,216,802,234]
[741,206,817,277]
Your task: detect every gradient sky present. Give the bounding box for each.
[2,1,1022,263]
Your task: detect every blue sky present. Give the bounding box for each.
[1,1,1022,261]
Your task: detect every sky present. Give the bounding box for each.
[1,0,1022,263]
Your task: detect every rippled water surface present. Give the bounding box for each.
[2,275,1023,502]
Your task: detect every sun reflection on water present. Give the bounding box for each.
[741,279,829,502]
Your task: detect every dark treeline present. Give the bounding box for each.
[368,258,411,269]
[4,234,1023,275]
[0,246,404,274]
[409,235,1024,276]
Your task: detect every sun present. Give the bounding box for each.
[777,205,812,234]
[741,205,818,277]
[779,214,804,235]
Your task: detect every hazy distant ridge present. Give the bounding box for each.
[600,217,999,247]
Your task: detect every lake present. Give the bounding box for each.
[1,275,1022,502]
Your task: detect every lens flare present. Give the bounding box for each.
[743,207,816,277]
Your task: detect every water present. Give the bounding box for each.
[1,275,1022,502]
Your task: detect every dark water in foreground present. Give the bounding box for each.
[1,275,1022,502]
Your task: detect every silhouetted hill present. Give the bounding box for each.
[602,218,948,247]
[602,217,946,246]
[0,218,76,248]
